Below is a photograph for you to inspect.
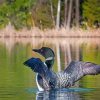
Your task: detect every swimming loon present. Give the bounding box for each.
[24,57,100,91]
[32,47,55,91]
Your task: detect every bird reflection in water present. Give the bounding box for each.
[36,89,80,100]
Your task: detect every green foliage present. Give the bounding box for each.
[82,0,100,27]
[0,0,36,29]
[32,0,58,29]
[0,0,100,29]
[33,5,53,29]
[0,3,9,28]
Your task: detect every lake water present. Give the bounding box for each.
[0,37,100,100]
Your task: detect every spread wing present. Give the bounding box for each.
[64,61,100,84]
[24,57,56,89]
[24,58,48,76]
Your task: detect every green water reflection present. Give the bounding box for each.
[0,41,100,100]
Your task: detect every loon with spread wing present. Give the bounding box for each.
[24,47,100,91]
[32,47,55,91]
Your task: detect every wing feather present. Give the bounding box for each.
[64,61,100,83]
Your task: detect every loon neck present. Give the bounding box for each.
[45,57,54,69]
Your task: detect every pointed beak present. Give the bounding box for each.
[32,49,39,52]
[32,49,42,55]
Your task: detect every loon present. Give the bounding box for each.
[32,47,55,91]
[24,48,100,91]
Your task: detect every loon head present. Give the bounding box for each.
[32,47,55,60]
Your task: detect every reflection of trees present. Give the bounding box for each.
[66,43,72,64]
[56,43,82,71]
[56,43,61,71]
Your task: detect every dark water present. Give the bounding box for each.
[0,38,100,100]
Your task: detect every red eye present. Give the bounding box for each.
[41,49,43,52]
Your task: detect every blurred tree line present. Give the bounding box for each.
[82,0,100,28]
[0,0,36,29]
[0,0,100,30]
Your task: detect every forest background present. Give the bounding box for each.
[0,0,100,35]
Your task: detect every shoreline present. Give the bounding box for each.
[0,26,100,46]
[0,35,100,38]
[0,25,100,38]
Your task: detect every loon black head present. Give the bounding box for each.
[32,47,55,59]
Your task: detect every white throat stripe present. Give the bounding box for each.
[46,57,54,61]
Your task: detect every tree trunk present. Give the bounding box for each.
[50,0,55,26]
[56,0,61,29]
[75,0,80,27]
[67,0,73,29]
[64,0,68,28]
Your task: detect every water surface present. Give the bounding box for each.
[0,37,100,100]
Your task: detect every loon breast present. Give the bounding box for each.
[36,62,51,91]
[36,74,44,91]
[56,71,70,88]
